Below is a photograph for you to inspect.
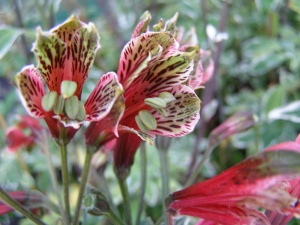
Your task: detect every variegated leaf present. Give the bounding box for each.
[125,51,196,105]
[117,32,179,87]
[151,84,201,137]
[85,72,123,121]
[16,65,46,118]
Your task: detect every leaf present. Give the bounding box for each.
[268,101,300,123]
[289,0,300,14]
[262,85,285,115]
[0,26,23,59]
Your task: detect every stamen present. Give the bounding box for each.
[61,80,77,98]
[42,91,58,112]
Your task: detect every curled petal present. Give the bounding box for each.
[85,72,124,121]
[151,85,201,137]
[117,32,179,88]
[125,51,196,105]
[16,65,46,118]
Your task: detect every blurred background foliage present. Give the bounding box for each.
[0,0,300,224]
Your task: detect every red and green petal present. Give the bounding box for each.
[150,84,201,137]
[117,32,179,88]
[32,28,66,93]
[125,51,197,105]
[85,72,124,121]
[33,16,100,98]
[16,65,46,118]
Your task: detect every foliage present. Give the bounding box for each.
[0,0,300,225]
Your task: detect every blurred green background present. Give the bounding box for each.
[1,0,300,224]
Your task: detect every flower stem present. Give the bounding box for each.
[106,210,126,225]
[117,176,132,225]
[158,148,169,225]
[0,187,45,225]
[184,145,214,188]
[135,143,147,225]
[58,141,71,224]
[42,132,67,225]
[73,146,95,225]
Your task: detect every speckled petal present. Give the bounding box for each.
[33,16,100,98]
[117,32,179,88]
[151,84,201,137]
[85,72,124,121]
[32,28,66,93]
[16,65,46,118]
[125,51,196,105]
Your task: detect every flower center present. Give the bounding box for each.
[41,80,86,121]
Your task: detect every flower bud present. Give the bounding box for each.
[42,91,58,112]
[209,112,258,147]
[83,190,110,216]
[61,80,77,98]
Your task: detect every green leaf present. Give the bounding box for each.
[289,0,300,14]
[269,101,300,123]
[0,26,23,59]
[262,85,285,115]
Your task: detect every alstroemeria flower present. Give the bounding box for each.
[5,115,43,152]
[85,14,202,173]
[16,16,123,139]
[167,137,300,225]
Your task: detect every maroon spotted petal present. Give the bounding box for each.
[85,72,123,121]
[16,65,46,118]
[151,84,201,137]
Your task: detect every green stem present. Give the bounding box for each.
[93,169,119,216]
[58,141,71,224]
[0,187,45,225]
[73,146,95,225]
[43,135,67,225]
[184,145,214,188]
[158,149,169,225]
[117,176,132,225]
[106,210,126,225]
[135,143,147,225]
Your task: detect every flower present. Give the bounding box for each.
[167,137,300,225]
[85,13,202,173]
[16,16,123,140]
[5,115,43,152]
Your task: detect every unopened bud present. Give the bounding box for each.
[153,19,164,32]
[64,96,79,120]
[42,91,58,112]
[83,191,110,216]
[209,112,258,147]
[61,80,77,98]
